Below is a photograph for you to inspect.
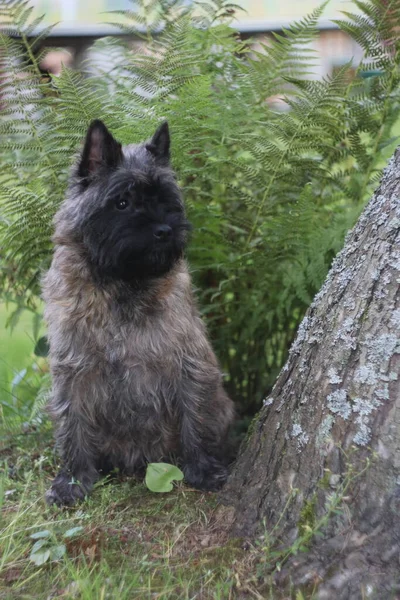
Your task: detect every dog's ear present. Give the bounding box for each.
[78,120,123,183]
[146,122,170,163]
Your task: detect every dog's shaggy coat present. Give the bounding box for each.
[43,120,234,505]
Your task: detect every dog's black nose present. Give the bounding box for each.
[154,224,172,240]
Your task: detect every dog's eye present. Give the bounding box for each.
[115,198,129,210]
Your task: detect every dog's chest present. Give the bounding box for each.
[48,265,190,427]
[95,314,181,409]
[102,313,180,370]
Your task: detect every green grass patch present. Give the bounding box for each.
[0,433,253,600]
[0,304,36,396]
[0,305,46,428]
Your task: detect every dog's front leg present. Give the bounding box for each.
[46,413,100,506]
[180,424,229,492]
[178,365,232,491]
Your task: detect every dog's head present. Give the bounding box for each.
[59,120,190,281]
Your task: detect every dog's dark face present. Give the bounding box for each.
[70,120,190,282]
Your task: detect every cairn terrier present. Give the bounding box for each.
[43,120,234,505]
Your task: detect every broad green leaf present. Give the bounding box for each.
[49,544,66,560]
[30,530,51,540]
[63,526,84,539]
[30,549,50,565]
[145,463,184,493]
[31,539,48,553]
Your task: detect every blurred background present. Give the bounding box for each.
[32,0,364,80]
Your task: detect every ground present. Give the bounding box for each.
[0,427,323,600]
[1,429,241,600]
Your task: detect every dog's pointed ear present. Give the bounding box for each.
[146,122,170,163]
[78,120,123,183]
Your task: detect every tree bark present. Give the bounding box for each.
[223,148,400,599]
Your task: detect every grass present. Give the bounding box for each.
[0,304,37,400]
[0,431,265,600]
[0,304,46,430]
[0,423,333,600]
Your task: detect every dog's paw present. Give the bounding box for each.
[46,472,87,507]
[183,457,228,492]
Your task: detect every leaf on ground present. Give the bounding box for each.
[30,530,51,540]
[31,539,48,554]
[63,526,84,539]
[29,549,50,566]
[145,462,184,493]
[49,544,66,561]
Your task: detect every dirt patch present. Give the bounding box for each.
[172,505,236,556]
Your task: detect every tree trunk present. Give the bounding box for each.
[223,148,400,599]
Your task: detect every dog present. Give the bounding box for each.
[43,120,234,505]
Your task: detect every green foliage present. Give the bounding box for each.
[0,303,48,436]
[28,526,84,566]
[33,335,49,357]
[0,0,399,415]
[145,463,184,492]
[0,434,372,598]
[0,433,244,599]
[0,364,49,438]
